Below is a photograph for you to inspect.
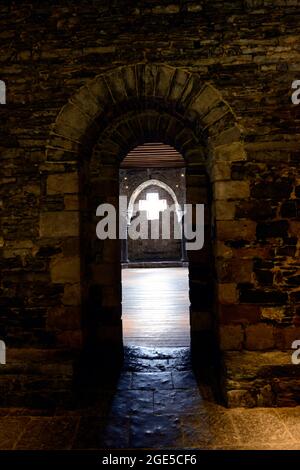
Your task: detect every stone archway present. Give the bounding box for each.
[43,63,249,399]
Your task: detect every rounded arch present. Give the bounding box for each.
[127,179,183,224]
[46,63,244,167]
[90,109,204,174]
[43,62,248,372]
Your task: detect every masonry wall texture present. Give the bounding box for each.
[0,0,300,407]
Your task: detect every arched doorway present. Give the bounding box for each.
[43,63,248,402]
[120,143,190,348]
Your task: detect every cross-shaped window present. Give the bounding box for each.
[139,192,167,220]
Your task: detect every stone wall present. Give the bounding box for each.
[0,0,300,406]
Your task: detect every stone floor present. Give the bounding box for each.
[0,346,300,450]
[122,267,190,347]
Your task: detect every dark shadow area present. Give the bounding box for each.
[68,345,221,448]
[191,331,223,405]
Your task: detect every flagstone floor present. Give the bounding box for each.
[0,346,300,450]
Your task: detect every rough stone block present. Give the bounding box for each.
[210,162,232,182]
[216,220,256,241]
[232,246,271,260]
[154,65,174,99]
[227,389,256,408]
[218,283,238,304]
[202,102,229,128]
[212,125,241,147]
[214,241,233,259]
[214,181,250,200]
[245,324,275,350]
[261,307,285,322]
[104,69,128,103]
[233,258,253,283]
[187,84,220,117]
[168,68,190,102]
[50,256,80,283]
[40,212,79,238]
[121,65,136,98]
[152,4,180,14]
[47,173,79,195]
[213,142,246,162]
[87,75,113,108]
[46,147,78,162]
[216,258,253,283]
[275,326,300,350]
[215,201,236,220]
[220,325,244,350]
[289,221,300,237]
[64,195,79,210]
[219,304,260,324]
[70,85,100,120]
[55,103,93,137]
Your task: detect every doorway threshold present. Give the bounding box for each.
[122,261,188,268]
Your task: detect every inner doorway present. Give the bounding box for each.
[119,142,190,348]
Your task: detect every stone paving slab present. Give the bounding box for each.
[273,407,300,443]
[172,370,199,389]
[73,416,129,449]
[154,389,204,414]
[229,408,294,447]
[181,406,240,448]
[0,417,30,450]
[0,347,300,450]
[0,406,300,450]
[15,417,79,450]
[108,390,154,418]
[130,414,182,448]
[132,372,173,390]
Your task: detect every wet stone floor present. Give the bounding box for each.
[1,347,300,450]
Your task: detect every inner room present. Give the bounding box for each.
[119,142,190,348]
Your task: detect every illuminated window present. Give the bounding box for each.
[139,192,167,220]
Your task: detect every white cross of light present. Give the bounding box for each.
[139,192,167,220]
